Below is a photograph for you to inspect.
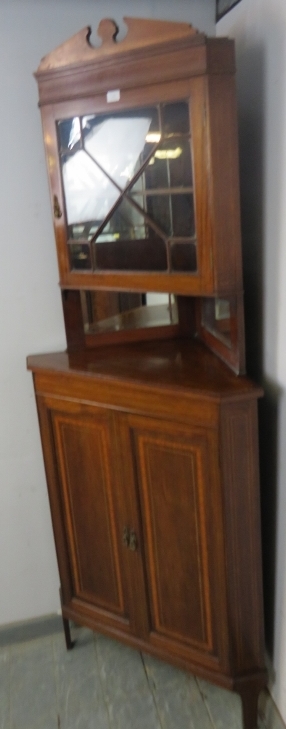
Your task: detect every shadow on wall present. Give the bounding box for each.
[216,0,243,22]
[236,37,282,661]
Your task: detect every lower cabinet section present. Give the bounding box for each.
[30,350,267,729]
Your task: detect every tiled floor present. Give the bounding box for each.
[0,624,284,729]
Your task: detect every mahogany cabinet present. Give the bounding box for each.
[28,340,266,728]
[27,16,267,729]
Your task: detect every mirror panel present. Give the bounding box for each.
[202,298,231,348]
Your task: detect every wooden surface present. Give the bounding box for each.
[30,339,267,729]
[37,28,244,370]
[37,18,200,73]
[27,338,261,401]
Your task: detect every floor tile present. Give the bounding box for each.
[259,690,286,729]
[10,636,57,729]
[95,634,161,729]
[197,677,243,729]
[143,653,214,729]
[53,628,110,729]
[3,624,284,729]
[0,645,10,729]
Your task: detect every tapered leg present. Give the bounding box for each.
[61,614,74,651]
[59,587,74,650]
[237,683,261,729]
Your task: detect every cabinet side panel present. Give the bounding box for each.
[207,73,243,293]
[220,399,265,674]
[190,77,215,293]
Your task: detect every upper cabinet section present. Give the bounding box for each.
[35,18,243,297]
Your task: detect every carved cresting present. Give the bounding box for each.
[37,17,199,72]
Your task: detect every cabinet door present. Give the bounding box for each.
[37,396,141,637]
[121,414,229,672]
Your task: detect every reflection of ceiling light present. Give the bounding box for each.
[155,147,182,160]
[145,132,161,143]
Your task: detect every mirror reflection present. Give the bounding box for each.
[202,298,232,348]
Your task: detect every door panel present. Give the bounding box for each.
[39,398,138,634]
[126,415,226,663]
[136,433,211,648]
[52,411,123,613]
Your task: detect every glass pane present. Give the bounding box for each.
[94,198,167,271]
[69,243,92,270]
[62,149,120,226]
[162,101,190,135]
[68,222,100,241]
[58,118,80,154]
[94,237,167,272]
[144,195,171,236]
[83,108,159,189]
[202,298,232,347]
[130,194,195,238]
[135,138,193,191]
[143,154,169,190]
[172,194,195,237]
[171,242,197,272]
[98,197,147,241]
[168,139,193,187]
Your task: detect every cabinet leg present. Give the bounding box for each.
[59,587,74,650]
[61,614,74,651]
[237,683,261,729]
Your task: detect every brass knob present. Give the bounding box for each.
[122,527,138,552]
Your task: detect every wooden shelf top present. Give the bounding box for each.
[27,339,262,402]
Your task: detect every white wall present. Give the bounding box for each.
[0,0,214,626]
[217,0,286,722]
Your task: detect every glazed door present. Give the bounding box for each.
[120,414,229,672]
[37,396,147,638]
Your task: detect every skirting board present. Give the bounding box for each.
[0,613,62,647]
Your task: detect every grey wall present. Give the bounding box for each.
[0,0,214,626]
[217,0,286,722]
